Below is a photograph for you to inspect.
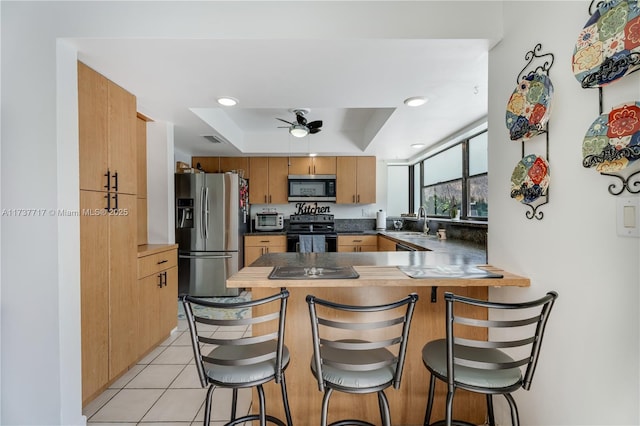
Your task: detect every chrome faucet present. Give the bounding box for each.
[417,206,429,234]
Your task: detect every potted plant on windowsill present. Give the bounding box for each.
[449,197,460,220]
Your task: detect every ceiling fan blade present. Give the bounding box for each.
[276,117,294,125]
[296,114,307,126]
[307,120,323,129]
[309,128,322,134]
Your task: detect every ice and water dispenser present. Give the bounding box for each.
[176,198,194,229]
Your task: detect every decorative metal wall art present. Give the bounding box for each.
[572,0,640,89]
[506,44,554,220]
[576,0,640,195]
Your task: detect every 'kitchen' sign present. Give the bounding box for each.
[293,202,331,215]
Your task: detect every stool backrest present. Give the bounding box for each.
[182,290,289,387]
[444,291,558,391]
[306,293,419,392]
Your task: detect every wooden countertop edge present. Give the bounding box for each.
[227,265,530,288]
[137,243,179,257]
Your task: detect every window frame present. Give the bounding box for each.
[419,129,488,221]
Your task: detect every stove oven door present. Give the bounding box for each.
[286,234,337,252]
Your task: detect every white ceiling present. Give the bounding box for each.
[73,34,490,162]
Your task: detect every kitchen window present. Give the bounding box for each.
[420,130,488,220]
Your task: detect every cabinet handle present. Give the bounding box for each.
[313,166,316,174]
[357,194,360,203]
[260,240,270,243]
[308,165,311,174]
[354,239,362,243]
[264,195,267,203]
[112,171,119,192]
[104,170,111,191]
[157,259,168,265]
[269,195,272,203]
[104,193,110,211]
[112,193,118,210]
[157,273,163,288]
[352,195,355,203]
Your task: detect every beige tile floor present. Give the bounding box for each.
[83,317,253,426]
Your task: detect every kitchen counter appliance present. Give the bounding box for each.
[255,212,284,231]
[175,173,248,296]
[286,213,337,252]
[287,174,336,202]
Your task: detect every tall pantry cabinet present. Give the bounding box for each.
[78,62,138,404]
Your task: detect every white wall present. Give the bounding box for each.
[488,2,639,424]
[147,122,176,244]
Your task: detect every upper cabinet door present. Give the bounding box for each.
[268,157,289,204]
[249,157,269,204]
[78,62,137,195]
[78,62,109,192]
[108,80,137,195]
[336,157,357,203]
[288,157,311,175]
[356,156,376,204]
[312,156,336,175]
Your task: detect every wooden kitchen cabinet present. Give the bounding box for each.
[245,235,287,265]
[191,156,219,173]
[79,62,141,406]
[248,157,288,204]
[137,246,178,357]
[337,235,378,252]
[136,114,149,245]
[336,156,376,204]
[78,61,137,195]
[377,235,397,251]
[220,157,250,179]
[80,190,138,404]
[288,156,336,175]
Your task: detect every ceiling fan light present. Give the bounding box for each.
[411,143,426,149]
[290,125,309,138]
[404,96,427,107]
[217,97,238,106]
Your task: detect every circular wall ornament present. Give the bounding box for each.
[510,155,550,203]
[583,101,640,172]
[505,73,554,141]
[572,0,640,88]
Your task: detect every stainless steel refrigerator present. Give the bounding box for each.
[175,173,249,297]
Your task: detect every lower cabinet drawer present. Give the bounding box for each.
[138,249,177,279]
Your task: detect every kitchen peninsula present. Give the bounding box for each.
[226,251,529,425]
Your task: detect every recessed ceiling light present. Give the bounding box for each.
[404,96,428,107]
[411,143,426,149]
[309,153,317,157]
[217,97,238,107]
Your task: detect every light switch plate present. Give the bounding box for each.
[617,197,640,237]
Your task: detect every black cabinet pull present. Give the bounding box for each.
[157,273,163,288]
[157,259,168,265]
[104,170,111,191]
[112,172,119,192]
[104,193,110,211]
[112,193,118,210]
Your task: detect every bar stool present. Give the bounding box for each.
[422,291,558,426]
[306,293,419,426]
[182,290,292,426]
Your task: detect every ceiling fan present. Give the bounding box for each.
[277,108,323,138]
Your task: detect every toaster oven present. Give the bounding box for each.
[254,213,284,231]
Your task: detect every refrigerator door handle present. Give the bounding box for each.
[204,187,210,240]
[199,186,206,240]
[179,254,233,259]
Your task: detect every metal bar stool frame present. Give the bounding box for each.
[182,290,293,426]
[422,291,558,426]
[306,293,419,426]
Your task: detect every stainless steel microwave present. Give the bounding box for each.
[288,175,336,202]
